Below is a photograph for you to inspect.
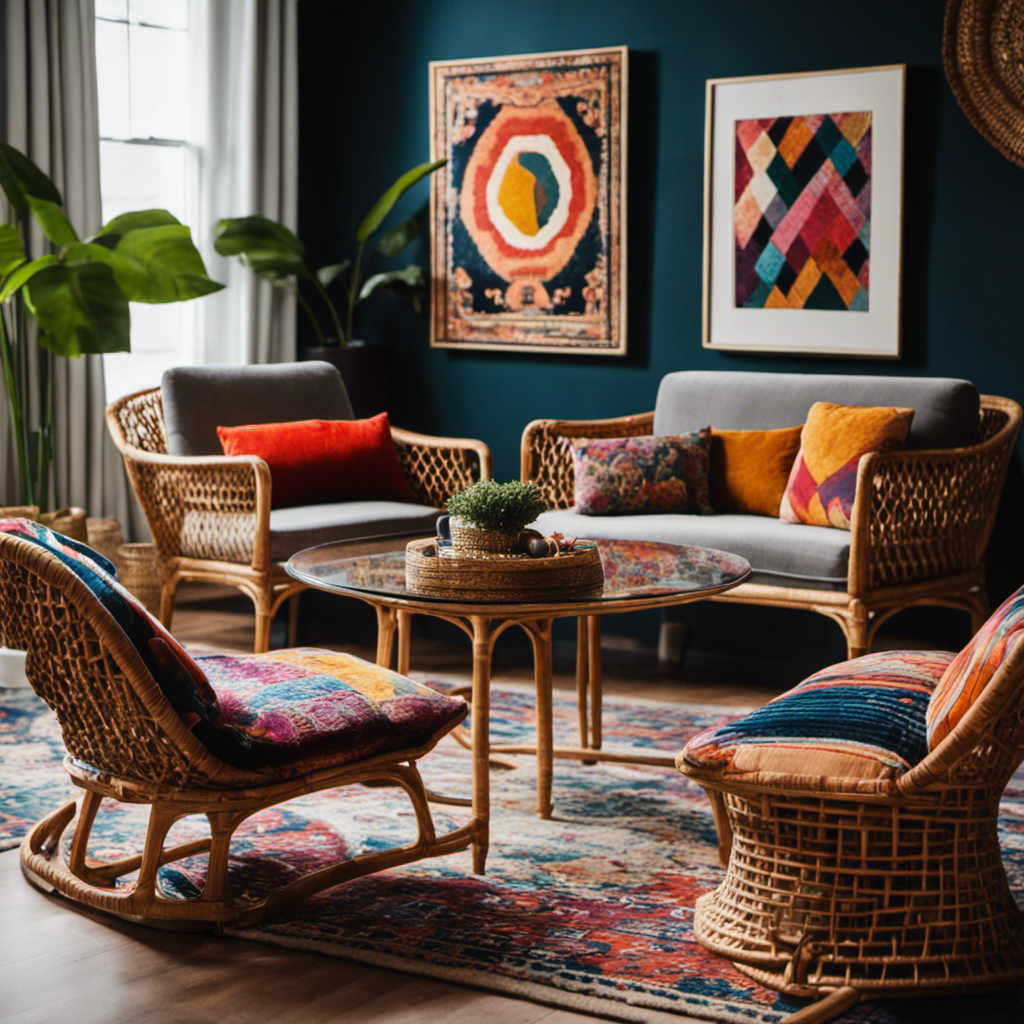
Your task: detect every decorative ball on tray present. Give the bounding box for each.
[405,480,604,600]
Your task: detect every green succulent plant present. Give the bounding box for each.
[447,480,547,534]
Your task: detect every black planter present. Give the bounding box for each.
[302,340,389,420]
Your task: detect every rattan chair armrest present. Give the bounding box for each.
[390,427,492,508]
[520,412,655,509]
[848,398,1022,597]
[114,446,273,571]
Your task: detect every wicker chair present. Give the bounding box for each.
[107,373,491,653]
[522,393,1022,660]
[0,527,476,929]
[677,615,1024,1022]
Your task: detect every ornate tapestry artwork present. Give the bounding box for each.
[734,111,872,311]
[429,47,627,355]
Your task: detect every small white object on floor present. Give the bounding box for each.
[0,647,30,688]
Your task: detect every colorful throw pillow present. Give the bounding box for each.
[779,402,914,529]
[927,585,1024,750]
[571,430,713,516]
[709,425,803,517]
[195,648,468,770]
[681,650,956,785]
[217,414,416,510]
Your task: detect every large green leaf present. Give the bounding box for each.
[64,226,224,303]
[0,255,59,303]
[0,143,63,219]
[241,250,310,282]
[356,159,446,244]
[23,262,130,357]
[89,209,182,248]
[27,196,78,246]
[359,263,424,300]
[0,225,27,279]
[375,216,419,258]
[316,261,350,288]
[213,216,305,258]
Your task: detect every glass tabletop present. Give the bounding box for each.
[287,539,751,607]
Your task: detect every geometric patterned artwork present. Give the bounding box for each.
[734,112,872,310]
[429,47,627,355]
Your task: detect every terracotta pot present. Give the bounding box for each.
[302,340,388,419]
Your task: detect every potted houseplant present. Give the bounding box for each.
[211,159,445,418]
[446,480,548,556]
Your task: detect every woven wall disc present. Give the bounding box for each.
[944,0,1024,167]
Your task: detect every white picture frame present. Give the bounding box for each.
[703,64,905,358]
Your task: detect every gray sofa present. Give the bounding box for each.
[523,371,1022,657]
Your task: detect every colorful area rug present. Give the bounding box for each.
[1,682,1022,1024]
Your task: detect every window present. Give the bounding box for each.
[95,0,196,401]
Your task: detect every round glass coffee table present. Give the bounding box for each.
[288,539,750,873]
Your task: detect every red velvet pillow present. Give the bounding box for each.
[217,414,416,509]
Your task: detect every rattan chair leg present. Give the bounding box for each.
[397,610,412,675]
[575,617,590,752]
[779,987,860,1024]
[525,619,555,819]
[375,605,397,668]
[68,790,102,876]
[159,576,180,630]
[587,615,603,750]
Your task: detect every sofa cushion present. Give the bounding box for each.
[532,508,850,587]
[268,500,440,562]
[709,425,803,516]
[779,402,914,529]
[927,584,1024,750]
[572,429,713,515]
[654,371,979,450]
[680,650,956,788]
[163,362,353,457]
[197,648,467,771]
[218,413,415,509]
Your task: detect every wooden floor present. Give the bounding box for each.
[0,584,798,1024]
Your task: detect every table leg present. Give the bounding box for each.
[374,605,397,668]
[527,619,555,819]
[575,616,589,750]
[587,615,603,750]
[396,610,412,675]
[469,615,492,874]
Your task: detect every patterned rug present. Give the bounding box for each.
[1,681,1022,1024]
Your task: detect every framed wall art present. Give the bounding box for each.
[429,46,627,356]
[703,64,905,358]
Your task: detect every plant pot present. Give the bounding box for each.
[449,518,522,557]
[302,340,389,420]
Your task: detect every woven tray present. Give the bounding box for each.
[405,539,604,601]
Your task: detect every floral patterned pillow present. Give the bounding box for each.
[571,430,713,515]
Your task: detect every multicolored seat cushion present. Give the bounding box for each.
[572,429,714,516]
[927,585,1024,749]
[195,649,467,770]
[681,650,956,788]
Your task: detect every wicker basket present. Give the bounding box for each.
[449,518,522,557]
[116,542,162,615]
[86,518,124,566]
[38,507,88,544]
[405,538,604,601]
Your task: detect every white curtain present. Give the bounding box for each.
[2,0,142,533]
[190,0,299,366]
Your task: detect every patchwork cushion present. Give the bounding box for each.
[927,585,1024,749]
[779,402,914,529]
[709,425,803,517]
[217,413,415,509]
[196,649,467,769]
[571,430,713,515]
[681,651,956,787]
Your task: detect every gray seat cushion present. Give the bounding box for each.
[654,371,979,450]
[163,362,354,457]
[269,501,440,562]
[532,509,850,590]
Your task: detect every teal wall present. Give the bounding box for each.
[298,0,1024,653]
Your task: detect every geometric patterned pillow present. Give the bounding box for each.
[195,649,468,771]
[779,402,914,529]
[681,650,956,786]
[571,429,713,515]
[927,585,1024,750]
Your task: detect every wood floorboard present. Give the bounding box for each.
[0,584,820,1023]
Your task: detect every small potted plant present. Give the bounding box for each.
[446,480,547,556]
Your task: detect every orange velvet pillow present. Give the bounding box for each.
[217,414,416,509]
[709,425,803,517]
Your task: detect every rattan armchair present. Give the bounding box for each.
[0,527,476,929]
[107,384,491,653]
[521,395,1022,659]
[677,628,1024,1023]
